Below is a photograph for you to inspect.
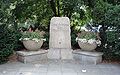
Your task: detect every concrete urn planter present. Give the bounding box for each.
[78,39,97,51]
[23,40,43,51]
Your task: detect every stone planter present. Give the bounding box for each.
[78,40,97,51]
[23,40,43,51]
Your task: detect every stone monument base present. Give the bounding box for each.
[47,49,73,60]
[73,50,103,64]
[16,50,48,63]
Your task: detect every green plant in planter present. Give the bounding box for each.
[76,31,101,51]
[20,31,45,42]
[76,31,101,47]
[20,31,46,51]
[77,31,96,40]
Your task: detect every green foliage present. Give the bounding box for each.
[0,0,22,63]
[92,0,106,24]
[90,0,120,60]
[104,0,120,5]
[49,0,82,17]
[94,3,120,60]
[104,4,120,27]
[106,31,117,43]
[0,0,14,23]
[13,0,52,31]
[78,31,96,40]
[21,32,44,40]
[71,6,92,31]
[71,31,79,49]
[103,4,120,60]
[103,31,120,60]
[0,24,21,64]
[70,5,93,48]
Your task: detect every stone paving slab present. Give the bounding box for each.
[0,60,120,75]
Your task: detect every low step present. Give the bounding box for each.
[16,50,48,63]
[73,50,103,64]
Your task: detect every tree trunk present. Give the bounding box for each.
[57,0,60,16]
[99,24,107,50]
[49,0,57,16]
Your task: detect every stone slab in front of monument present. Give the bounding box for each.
[47,49,73,59]
[48,17,73,59]
[16,50,48,63]
[47,49,61,59]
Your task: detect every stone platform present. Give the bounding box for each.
[73,50,103,64]
[16,50,48,63]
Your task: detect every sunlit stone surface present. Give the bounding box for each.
[49,17,71,49]
[48,17,73,59]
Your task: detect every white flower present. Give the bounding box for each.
[10,4,16,9]
[78,38,87,43]
[96,40,101,46]
[77,38,102,46]
[32,38,40,42]
[23,38,30,40]
[41,39,46,41]
[118,37,120,39]
[19,38,22,41]
[88,39,96,44]
[104,44,108,48]
[76,37,78,42]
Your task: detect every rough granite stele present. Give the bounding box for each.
[48,17,73,60]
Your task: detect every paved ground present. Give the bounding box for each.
[0,60,120,75]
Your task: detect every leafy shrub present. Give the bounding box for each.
[103,31,120,61]
[93,3,120,61]
[0,24,21,64]
[101,4,120,61]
